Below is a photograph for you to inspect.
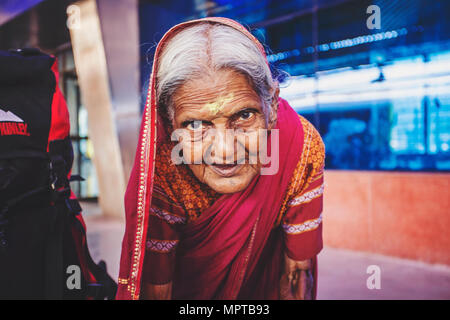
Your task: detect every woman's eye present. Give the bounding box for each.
[239,111,254,120]
[187,121,202,130]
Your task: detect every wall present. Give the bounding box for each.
[323,170,450,265]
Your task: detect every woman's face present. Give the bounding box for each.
[171,69,275,194]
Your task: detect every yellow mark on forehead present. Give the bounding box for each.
[202,93,234,115]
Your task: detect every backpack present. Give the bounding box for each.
[0,48,117,299]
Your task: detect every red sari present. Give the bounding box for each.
[116,17,324,300]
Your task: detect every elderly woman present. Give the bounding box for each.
[117,17,325,300]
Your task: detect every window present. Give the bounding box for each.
[57,48,99,198]
[281,52,450,171]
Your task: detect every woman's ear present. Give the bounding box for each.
[268,86,280,130]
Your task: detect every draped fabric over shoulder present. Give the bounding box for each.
[116,17,324,300]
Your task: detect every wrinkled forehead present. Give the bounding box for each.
[172,70,262,119]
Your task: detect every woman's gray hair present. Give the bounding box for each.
[156,22,277,124]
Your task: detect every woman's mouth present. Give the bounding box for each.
[209,163,244,177]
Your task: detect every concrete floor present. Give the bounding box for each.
[81,202,450,300]
[317,247,450,300]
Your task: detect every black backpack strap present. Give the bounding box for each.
[0,184,50,252]
[0,143,70,253]
[48,138,74,200]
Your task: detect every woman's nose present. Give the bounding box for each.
[209,128,237,164]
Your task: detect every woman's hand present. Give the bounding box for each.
[141,282,172,300]
[280,254,314,300]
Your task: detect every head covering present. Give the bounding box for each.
[116,17,304,300]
